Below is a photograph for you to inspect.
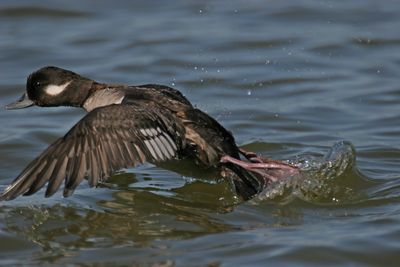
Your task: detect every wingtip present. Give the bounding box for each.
[62,188,74,198]
[0,191,14,201]
[0,185,14,201]
[45,187,57,198]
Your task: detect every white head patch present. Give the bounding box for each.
[44,81,72,96]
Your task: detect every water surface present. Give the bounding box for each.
[1,0,400,266]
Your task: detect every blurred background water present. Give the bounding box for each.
[0,0,400,266]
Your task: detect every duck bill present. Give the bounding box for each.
[5,93,34,110]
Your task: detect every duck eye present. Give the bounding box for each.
[35,81,41,88]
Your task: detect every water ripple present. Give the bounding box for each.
[1,0,400,265]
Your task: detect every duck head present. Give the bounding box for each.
[6,66,93,110]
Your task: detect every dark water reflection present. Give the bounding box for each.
[1,0,400,266]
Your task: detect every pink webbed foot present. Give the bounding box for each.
[238,148,283,165]
[220,150,301,200]
[239,148,264,163]
[221,154,299,184]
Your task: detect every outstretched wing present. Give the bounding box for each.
[0,104,186,200]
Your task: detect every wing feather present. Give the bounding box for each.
[0,104,185,200]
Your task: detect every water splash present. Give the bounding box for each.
[254,141,359,204]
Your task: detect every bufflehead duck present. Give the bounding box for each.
[1,66,299,201]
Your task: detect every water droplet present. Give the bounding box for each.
[194,66,198,70]
[199,9,203,14]
[377,69,381,74]
[217,69,220,73]
[265,60,270,64]
[247,90,252,96]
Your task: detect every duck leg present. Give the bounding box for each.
[221,155,299,182]
[220,149,300,200]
